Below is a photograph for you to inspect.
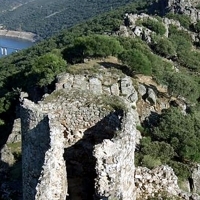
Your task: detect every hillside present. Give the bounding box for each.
[2,0,200,199]
[0,0,138,39]
[0,0,32,13]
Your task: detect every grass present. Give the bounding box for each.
[7,142,21,154]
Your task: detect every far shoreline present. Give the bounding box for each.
[0,29,37,42]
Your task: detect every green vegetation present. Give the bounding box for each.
[0,0,147,39]
[137,107,200,180]
[62,35,123,64]
[152,36,176,58]
[166,13,191,29]
[29,53,67,87]
[1,0,200,191]
[118,49,152,75]
[142,18,166,35]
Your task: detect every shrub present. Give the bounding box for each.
[30,53,67,87]
[142,18,166,35]
[141,155,162,169]
[62,35,123,64]
[118,49,152,75]
[166,13,191,30]
[153,37,176,58]
[163,72,199,102]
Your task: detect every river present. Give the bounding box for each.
[0,36,33,58]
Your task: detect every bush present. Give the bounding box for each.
[142,18,166,35]
[163,72,199,102]
[30,53,67,87]
[62,35,123,64]
[153,107,200,162]
[142,155,162,169]
[166,13,191,30]
[153,37,176,58]
[118,49,152,75]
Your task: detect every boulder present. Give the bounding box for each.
[138,84,147,97]
[147,88,157,105]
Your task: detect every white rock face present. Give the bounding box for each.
[0,144,15,166]
[94,108,137,200]
[35,121,67,200]
[7,118,21,143]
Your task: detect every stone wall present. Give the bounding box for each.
[21,84,138,200]
[94,108,136,199]
[56,72,138,107]
[135,166,200,200]
[21,69,200,200]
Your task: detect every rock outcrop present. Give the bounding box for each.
[120,12,199,43]
[165,0,200,23]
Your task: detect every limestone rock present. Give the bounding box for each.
[138,84,147,97]
[89,77,102,94]
[192,164,200,193]
[164,0,200,23]
[111,83,120,96]
[147,88,157,105]
[135,165,180,199]
[1,145,15,167]
[7,118,21,144]
[94,107,137,200]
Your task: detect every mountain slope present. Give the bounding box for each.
[0,0,135,39]
[0,0,32,13]
[2,0,200,199]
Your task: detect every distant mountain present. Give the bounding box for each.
[0,0,135,39]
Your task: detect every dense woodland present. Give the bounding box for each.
[1,0,200,193]
[0,0,136,39]
[0,0,32,13]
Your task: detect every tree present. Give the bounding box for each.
[62,35,123,64]
[30,53,67,87]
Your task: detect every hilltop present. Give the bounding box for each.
[2,0,200,199]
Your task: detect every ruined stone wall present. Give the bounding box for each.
[94,108,137,199]
[21,99,68,200]
[56,72,138,107]
[21,81,138,200]
[21,66,200,200]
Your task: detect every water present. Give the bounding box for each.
[0,36,33,58]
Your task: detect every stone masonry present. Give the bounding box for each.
[21,72,138,200]
[21,68,200,200]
